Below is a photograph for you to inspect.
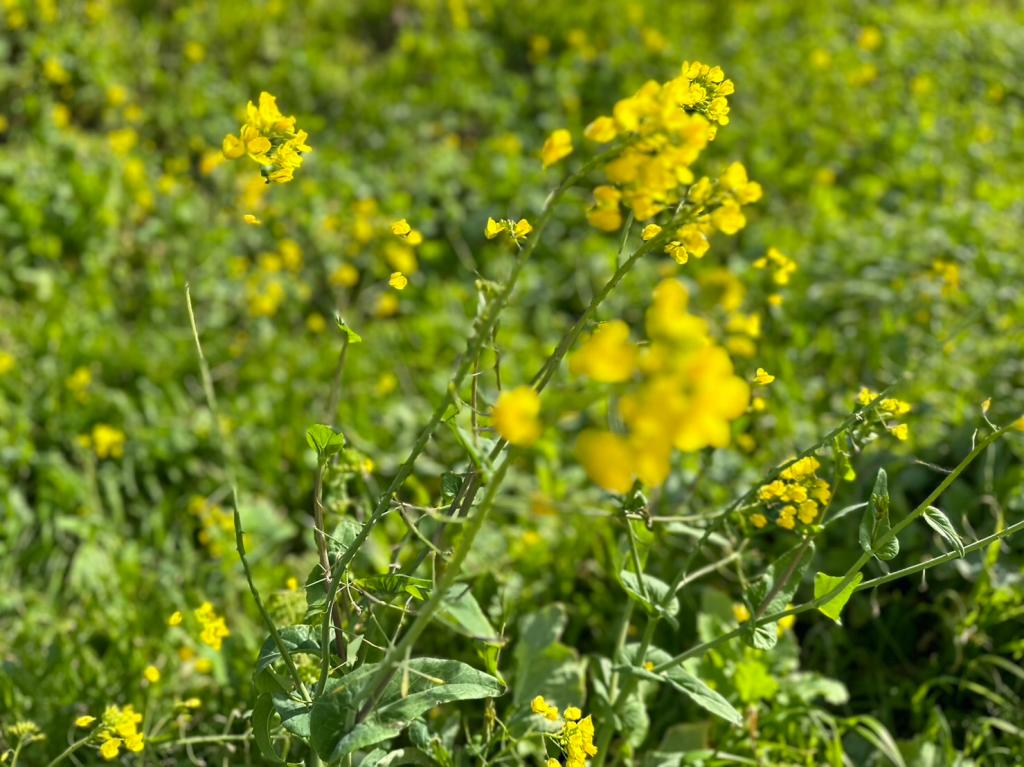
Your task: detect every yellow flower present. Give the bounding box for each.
[583,116,617,143]
[388,272,408,290]
[75,715,97,728]
[641,224,662,241]
[390,219,412,237]
[569,321,637,383]
[733,603,751,622]
[168,611,183,626]
[563,706,582,722]
[0,351,14,375]
[484,217,507,239]
[90,424,126,459]
[777,612,797,634]
[710,202,746,235]
[143,665,160,683]
[512,218,533,240]
[576,430,635,494]
[541,128,573,168]
[753,367,775,385]
[751,513,767,528]
[492,387,542,447]
[99,738,121,760]
[243,213,261,225]
[286,576,299,591]
[857,25,883,51]
[890,423,909,441]
[1013,417,1024,431]
[330,264,360,288]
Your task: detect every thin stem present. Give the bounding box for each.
[356,456,512,720]
[653,422,1014,673]
[185,286,310,700]
[316,150,619,660]
[44,736,90,767]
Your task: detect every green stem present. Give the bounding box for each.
[315,151,618,682]
[355,456,512,720]
[652,423,1013,673]
[44,736,90,767]
[185,286,310,700]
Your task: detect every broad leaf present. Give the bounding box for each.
[743,542,816,650]
[306,424,346,459]
[252,693,284,763]
[438,584,501,643]
[310,659,503,762]
[619,570,679,628]
[923,506,965,558]
[813,571,863,624]
[621,645,743,726]
[257,625,321,673]
[859,469,898,561]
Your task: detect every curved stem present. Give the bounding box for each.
[44,736,90,767]
[186,286,310,700]
[355,456,512,720]
[652,422,1015,673]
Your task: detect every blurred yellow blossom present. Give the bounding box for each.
[492,387,542,447]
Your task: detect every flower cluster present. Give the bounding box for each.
[194,601,230,650]
[578,61,752,235]
[485,216,533,243]
[76,424,126,460]
[188,495,234,557]
[222,92,311,184]
[74,705,145,760]
[753,246,797,286]
[531,696,598,767]
[858,387,912,441]
[572,279,750,493]
[754,456,832,531]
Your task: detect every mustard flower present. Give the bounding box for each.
[492,387,542,447]
[541,129,573,168]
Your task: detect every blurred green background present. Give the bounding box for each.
[2,0,1023,764]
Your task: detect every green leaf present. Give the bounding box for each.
[859,468,898,561]
[512,605,586,710]
[734,658,779,704]
[923,506,966,558]
[621,645,743,726]
[272,694,312,739]
[438,584,501,643]
[743,542,816,650]
[813,571,863,624]
[310,659,503,762]
[252,693,284,763]
[619,570,679,628]
[336,316,363,343]
[257,625,321,673]
[306,424,346,459]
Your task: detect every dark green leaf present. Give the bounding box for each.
[923,506,965,558]
[257,625,321,673]
[310,659,503,761]
[621,645,742,726]
[619,570,679,628]
[252,693,284,763]
[859,469,898,561]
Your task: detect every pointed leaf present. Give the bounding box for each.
[306,424,346,459]
[813,571,863,624]
[253,693,284,763]
[859,469,898,561]
[621,645,742,726]
[923,506,965,558]
[310,659,503,762]
[619,570,679,628]
[257,625,321,673]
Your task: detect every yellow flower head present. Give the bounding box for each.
[390,219,412,237]
[541,129,573,168]
[484,217,507,239]
[243,213,261,225]
[753,367,775,385]
[75,715,97,728]
[492,387,542,447]
[388,272,408,290]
